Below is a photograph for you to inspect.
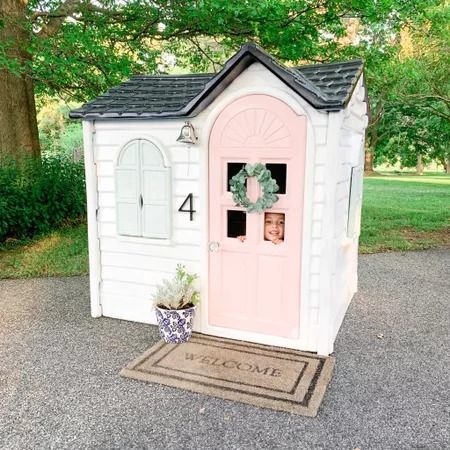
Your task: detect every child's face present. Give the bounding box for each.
[264,213,285,243]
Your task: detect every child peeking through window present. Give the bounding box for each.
[237,212,285,245]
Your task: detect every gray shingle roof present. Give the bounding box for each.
[69,43,363,120]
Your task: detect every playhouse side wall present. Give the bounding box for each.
[330,76,368,343]
[91,119,202,324]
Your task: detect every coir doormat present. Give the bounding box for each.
[120,333,335,417]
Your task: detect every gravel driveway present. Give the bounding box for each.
[1,249,449,450]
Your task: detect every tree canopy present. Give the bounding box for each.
[0,0,446,165]
[363,2,450,171]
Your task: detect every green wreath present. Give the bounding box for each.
[229,163,279,213]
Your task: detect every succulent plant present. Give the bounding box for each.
[151,264,199,310]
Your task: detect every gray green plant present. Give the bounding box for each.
[152,264,200,310]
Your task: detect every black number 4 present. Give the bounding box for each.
[178,193,196,221]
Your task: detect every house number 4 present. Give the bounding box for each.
[178,193,196,221]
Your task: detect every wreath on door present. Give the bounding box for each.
[229,163,279,213]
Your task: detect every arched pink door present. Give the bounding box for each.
[208,95,307,339]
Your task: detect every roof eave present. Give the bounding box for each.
[69,110,191,120]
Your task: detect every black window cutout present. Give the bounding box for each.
[266,163,287,194]
[227,162,247,192]
[227,210,246,238]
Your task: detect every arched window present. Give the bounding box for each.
[116,139,171,239]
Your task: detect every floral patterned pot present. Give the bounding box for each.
[155,305,196,344]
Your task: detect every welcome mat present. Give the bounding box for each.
[120,333,335,417]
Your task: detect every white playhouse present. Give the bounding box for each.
[70,43,368,355]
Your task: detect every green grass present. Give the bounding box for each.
[0,173,449,278]
[360,173,450,253]
[0,223,88,279]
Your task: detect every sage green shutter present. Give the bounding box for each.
[140,140,171,239]
[116,141,141,236]
[116,139,171,239]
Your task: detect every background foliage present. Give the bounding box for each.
[362,2,450,171]
[0,156,86,241]
[37,100,83,159]
[0,0,448,250]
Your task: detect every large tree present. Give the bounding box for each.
[0,0,434,160]
[359,1,449,172]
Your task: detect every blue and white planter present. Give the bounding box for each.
[155,305,196,344]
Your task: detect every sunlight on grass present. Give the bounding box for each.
[24,234,63,252]
[360,173,450,253]
[370,174,450,185]
[0,223,88,279]
[0,173,449,279]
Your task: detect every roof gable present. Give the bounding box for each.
[70,43,363,120]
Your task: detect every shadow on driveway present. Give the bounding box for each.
[1,249,449,449]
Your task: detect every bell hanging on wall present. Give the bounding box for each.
[176,121,198,144]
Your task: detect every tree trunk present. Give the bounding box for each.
[364,101,383,174]
[416,154,424,175]
[445,158,450,174]
[364,142,374,173]
[0,0,40,162]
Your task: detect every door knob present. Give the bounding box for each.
[208,241,220,252]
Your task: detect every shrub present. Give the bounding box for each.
[0,155,86,242]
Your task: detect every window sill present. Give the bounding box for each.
[117,235,173,246]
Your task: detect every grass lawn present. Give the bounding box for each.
[0,223,88,279]
[360,172,450,253]
[0,172,449,279]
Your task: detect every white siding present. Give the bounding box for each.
[89,120,203,324]
[330,76,367,343]
[82,61,367,354]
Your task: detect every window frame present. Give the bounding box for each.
[115,138,172,241]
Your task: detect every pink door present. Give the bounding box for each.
[209,95,307,339]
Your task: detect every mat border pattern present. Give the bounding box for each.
[120,333,335,417]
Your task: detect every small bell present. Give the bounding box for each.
[176,121,198,144]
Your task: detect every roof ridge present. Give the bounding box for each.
[296,59,363,70]
[130,73,215,79]
[236,43,329,102]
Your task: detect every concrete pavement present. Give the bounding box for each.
[1,249,449,449]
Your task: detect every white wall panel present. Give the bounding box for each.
[173,180,201,196]
[171,147,200,163]
[98,176,115,193]
[314,164,326,183]
[96,161,114,177]
[96,145,118,162]
[312,203,324,221]
[101,293,156,324]
[98,192,115,207]
[310,274,320,290]
[102,266,172,285]
[314,127,328,145]
[310,239,322,256]
[311,220,322,238]
[98,222,116,237]
[100,237,201,260]
[173,163,200,179]
[98,207,115,223]
[102,280,154,298]
[101,251,200,273]
[314,145,327,165]
[173,211,201,230]
[172,229,202,245]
